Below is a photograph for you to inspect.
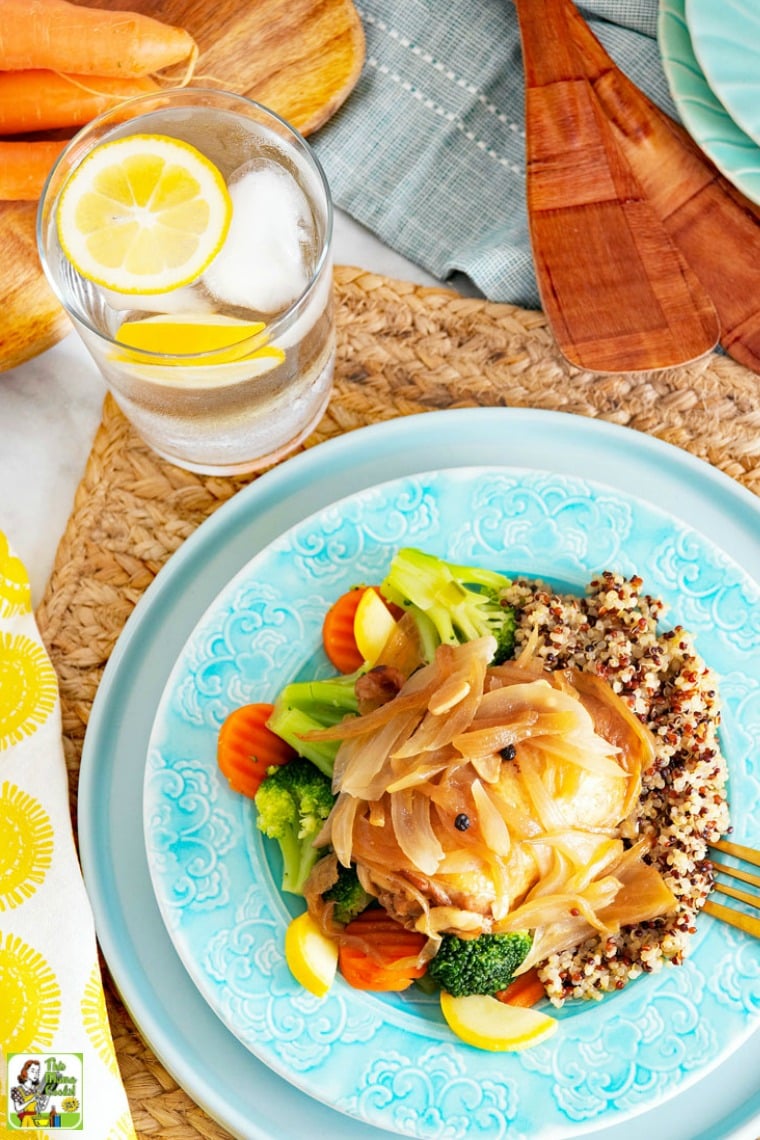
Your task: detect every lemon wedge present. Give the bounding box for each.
[440,991,557,1052]
[284,911,338,998]
[56,133,232,294]
[115,313,278,363]
[353,588,397,664]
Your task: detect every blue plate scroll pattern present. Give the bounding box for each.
[144,465,760,1140]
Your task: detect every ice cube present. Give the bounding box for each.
[202,166,314,315]
[103,283,216,314]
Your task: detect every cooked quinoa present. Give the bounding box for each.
[504,570,730,1006]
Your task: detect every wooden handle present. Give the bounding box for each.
[513,0,719,373]
[561,0,760,374]
[704,898,760,940]
[711,837,760,867]
[512,0,579,85]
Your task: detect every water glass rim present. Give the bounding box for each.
[35,86,334,360]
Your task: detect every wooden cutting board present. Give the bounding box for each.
[0,0,365,372]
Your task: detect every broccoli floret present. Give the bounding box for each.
[427,932,533,997]
[381,547,517,664]
[254,758,335,895]
[267,675,360,778]
[322,863,374,925]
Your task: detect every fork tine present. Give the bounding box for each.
[710,838,760,867]
[704,838,760,938]
[711,859,760,891]
[713,880,760,910]
[703,899,760,939]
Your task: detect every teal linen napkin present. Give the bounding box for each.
[311,1,678,307]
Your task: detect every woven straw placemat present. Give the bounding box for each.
[36,265,759,1139]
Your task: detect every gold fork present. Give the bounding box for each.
[705,838,760,938]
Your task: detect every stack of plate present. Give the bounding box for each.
[79,411,760,1140]
[659,0,760,205]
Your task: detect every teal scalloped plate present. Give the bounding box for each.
[686,0,760,148]
[143,459,760,1140]
[658,0,760,205]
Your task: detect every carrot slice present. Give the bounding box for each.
[495,967,546,1008]
[217,702,296,799]
[322,586,402,673]
[338,908,427,991]
[322,586,370,673]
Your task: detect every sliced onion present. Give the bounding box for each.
[368,799,386,827]
[326,792,362,867]
[567,668,653,815]
[373,611,427,678]
[475,679,556,719]
[302,659,439,743]
[514,743,569,832]
[521,843,573,901]
[469,751,502,783]
[390,788,444,875]
[419,906,486,936]
[335,707,423,799]
[319,635,675,967]
[452,709,539,758]
[471,778,512,857]
[597,855,676,926]
[436,849,485,874]
[392,638,492,758]
[514,623,541,668]
[527,831,622,891]
[499,877,621,936]
[385,752,452,792]
[529,735,628,780]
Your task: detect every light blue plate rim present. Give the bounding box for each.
[685,0,760,148]
[142,462,760,1138]
[658,0,760,205]
[78,407,760,1140]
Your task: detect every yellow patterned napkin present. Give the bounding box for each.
[0,531,136,1138]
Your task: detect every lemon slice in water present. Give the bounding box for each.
[56,134,232,294]
[112,314,286,388]
[115,313,281,364]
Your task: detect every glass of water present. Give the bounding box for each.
[37,88,334,475]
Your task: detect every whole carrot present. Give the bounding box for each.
[0,71,159,134]
[0,140,68,201]
[0,0,197,78]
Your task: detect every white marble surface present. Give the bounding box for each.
[0,211,444,607]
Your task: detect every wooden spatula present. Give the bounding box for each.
[562,0,760,375]
[513,0,719,374]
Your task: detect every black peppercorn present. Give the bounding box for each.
[500,744,517,761]
[454,813,470,831]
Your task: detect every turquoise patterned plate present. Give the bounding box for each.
[658,0,760,205]
[143,462,760,1140]
[686,0,760,147]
